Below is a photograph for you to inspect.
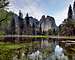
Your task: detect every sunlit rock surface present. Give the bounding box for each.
[40,15,57,32]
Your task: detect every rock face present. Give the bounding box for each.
[40,15,57,32]
[25,16,39,35]
[9,12,57,35]
[25,15,57,35]
[12,12,24,35]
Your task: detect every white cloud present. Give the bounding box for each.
[53,8,68,26]
[8,0,48,20]
[8,0,74,26]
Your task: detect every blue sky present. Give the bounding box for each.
[8,0,74,26]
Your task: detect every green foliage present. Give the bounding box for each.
[10,16,16,35]
[42,47,51,59]
[59,19,75,36]
[0,31,5,35]
[68,5,73,19]
[0,9,12,24]
[0,0,9,9]
[0,43,24,60]
[0,9,15,35]
[48,29,57,35]
[48,29,53,35]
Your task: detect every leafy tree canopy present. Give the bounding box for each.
[0,0,9,9]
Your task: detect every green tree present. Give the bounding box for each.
[48,29,53,35]
[18,10,24,35]
[0,0,9,9]
[0,10,14,35]
[0,0,9,23]
[32,23,35,35]
[25,13,29,25]
[10,16,15,35]
[68,5,73,19]
[8,15,16,42]
[59,19,75,36]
